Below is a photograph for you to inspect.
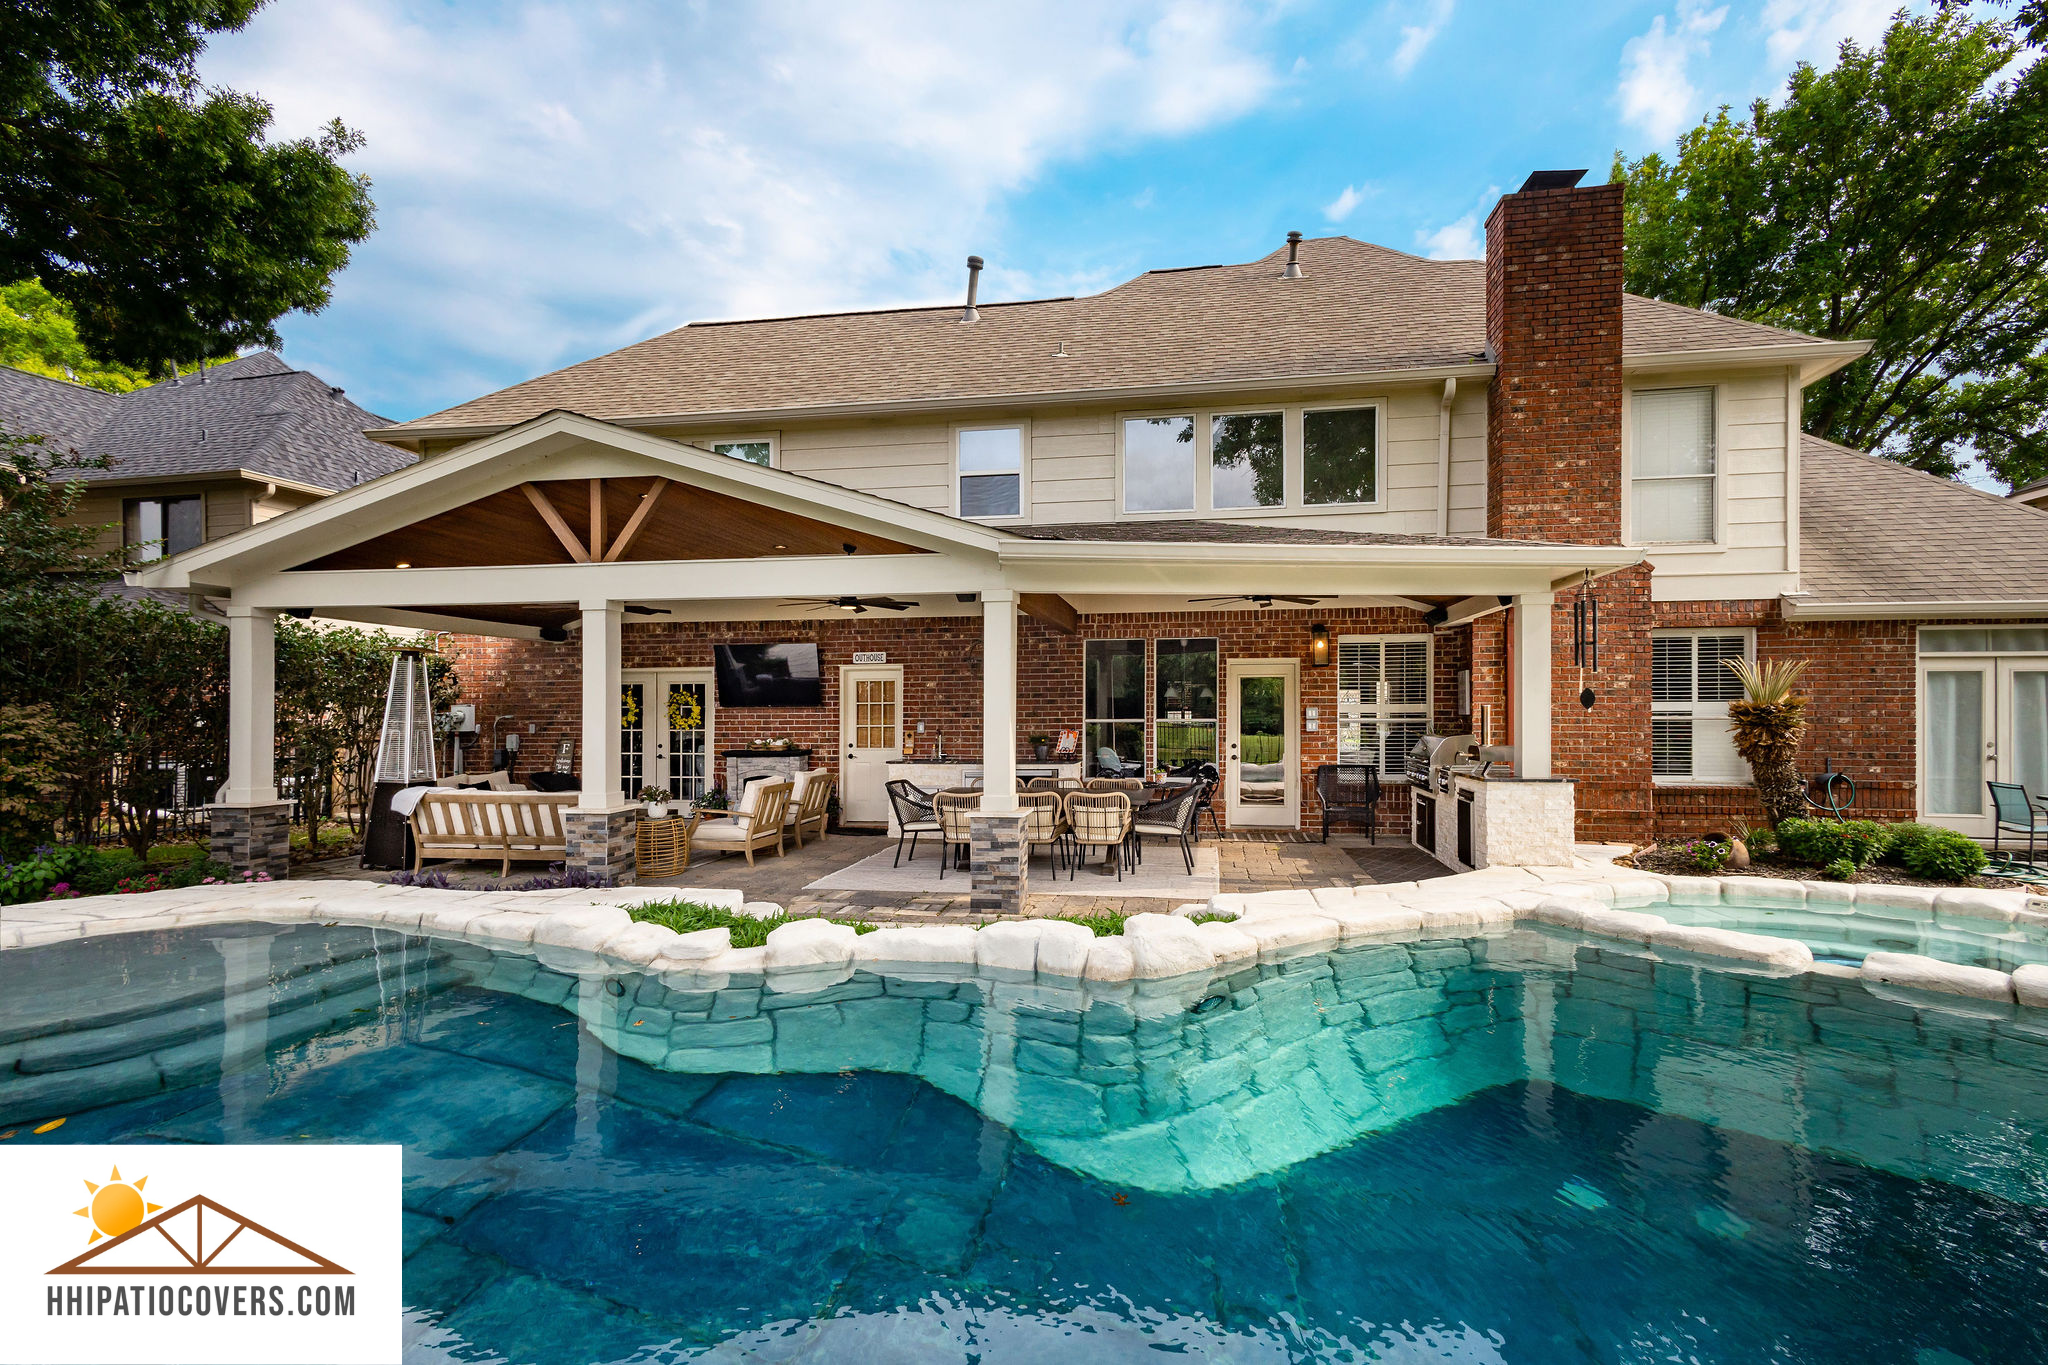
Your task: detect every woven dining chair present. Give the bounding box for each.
[1017,790,1069,873]
[1063,790,1131,881]
[933,790,980,878]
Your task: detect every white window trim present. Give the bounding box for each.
[951,418,1031,523]
[1623,383,1725,552]
[1334,632,1432,782]
[699,432,780,469]
[1113,397,1388,520]
[1650,627,1755,785]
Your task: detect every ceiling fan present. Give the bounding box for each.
[1187,593,1326,609]
[782,595,917,615]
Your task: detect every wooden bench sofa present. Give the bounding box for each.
[407,789,579,876]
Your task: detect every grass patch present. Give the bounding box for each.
[1058,910,1234,937]
[630,898,876,949]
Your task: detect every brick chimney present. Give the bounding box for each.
[1484,172,1625,545]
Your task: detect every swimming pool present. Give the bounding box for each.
[1656,893,2048,971]
[5,922,2046,1362]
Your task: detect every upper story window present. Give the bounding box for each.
[1632,387,1716,544]
[1651,630,1749,782]
[1123,416,1194,513]
[124,495,203,562]
[1304,406,1378,506]
[713,440,772,467]
[1210,412,1283,509]
[957,426,1022,519]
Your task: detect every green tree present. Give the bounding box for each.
[1614,12,2048,484]
[0,280,152,391]
[0,1,375,375]
[0,434,125,621]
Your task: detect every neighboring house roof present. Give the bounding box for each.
[2,351,415,493]
[373,237,1837,441]
[1794,434,2048,612]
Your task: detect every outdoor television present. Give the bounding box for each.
[713,642,824,708]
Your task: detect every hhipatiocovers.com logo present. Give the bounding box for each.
[44,1165,353,1319]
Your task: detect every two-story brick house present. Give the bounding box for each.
[129,172,2048,888]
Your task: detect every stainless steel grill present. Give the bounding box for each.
[1405,733,1476,787]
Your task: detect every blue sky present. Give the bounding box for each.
[200,0,1921,423]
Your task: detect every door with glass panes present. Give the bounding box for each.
[1919,638,2048,839]
[620,669,714,805]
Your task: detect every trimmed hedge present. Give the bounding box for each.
[1772,817,1987,884]
[1890,825,1989,882]
[1775,818,1894,870]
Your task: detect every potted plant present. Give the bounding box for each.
[698,786,731,814]
[638,785,670,820]
[1029,734,1052,761]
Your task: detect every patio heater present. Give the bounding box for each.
[362,650,439,870]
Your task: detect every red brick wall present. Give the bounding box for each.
[1550,565,1654,842]
[1484,181,1625,545]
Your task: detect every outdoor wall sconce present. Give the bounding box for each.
[1309,623,1330,667]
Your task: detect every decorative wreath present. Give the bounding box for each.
[619,687,640,730]
[667,688,703,733]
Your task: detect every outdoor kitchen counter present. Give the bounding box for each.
[1413,771,1578,872]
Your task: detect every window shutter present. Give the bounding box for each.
[1696,636,1746,701]
[1652,636,1692,702]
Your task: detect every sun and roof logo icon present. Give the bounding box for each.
[48,1166,348,1276]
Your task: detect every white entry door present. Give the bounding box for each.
[1919,658,2048,838]
[839,664,902,826]
[1227,660,1298,828]
[621,669,714,804]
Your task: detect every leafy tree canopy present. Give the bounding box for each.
[0,279,152,391]
[0,0,375,376]
[1614,11,2048,485]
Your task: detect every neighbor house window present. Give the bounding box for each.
[1210,412,1283,509]
[1304,406,1378,505]
[1632,387,1716,544]
[957,426,1022,518]
[1154,638,1218,769]
[1336,636,1429,775]
[1652,631,1749,782]
[1123,415,1194,513]
[1084,639,1145,775]
[124,495,204,562]
[712,440,772,467]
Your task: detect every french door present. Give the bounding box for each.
[1920,657,2048,838]
[621,669,714,804]
[839,664,902,826]
[1226,660,1298,828]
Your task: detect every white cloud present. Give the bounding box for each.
[1323,184,1367,221]
[1616,0,1727,143]
[1389,0,1454,77]
[198,0,1285,417]
[1761,0,1895,69]
[1415,185,1496,260]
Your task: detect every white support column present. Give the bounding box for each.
[979,588,1019,813]
[223,604,278,804]
[578,600,625,809]
[1512,591,1555,779]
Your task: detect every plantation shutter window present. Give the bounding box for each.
[1651,630,1750,783]
[1335,636,1430,776]
[1631,387,1716,544]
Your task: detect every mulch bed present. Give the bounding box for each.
[1625,845,2035,894]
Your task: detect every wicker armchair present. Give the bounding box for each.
[1086,777,1146,795]
[1313,763,1382,844]
[886,779,939,867]
[933,790,980,877]
[1064,790,1131,881]
[693,780,791,866]
[1018,790,1068,872]
[783,769,835,848]
[1131,782,1204,874]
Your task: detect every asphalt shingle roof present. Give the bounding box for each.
[376,237,1829,438]
[1797,434,2048,605]
[1,352,414,492]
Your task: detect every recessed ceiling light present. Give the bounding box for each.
[772,544,787,551]
[395,561,411,569]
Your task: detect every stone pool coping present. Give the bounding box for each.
[4,863,2046,1009]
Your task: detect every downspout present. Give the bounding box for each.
[1436,376,1458,538]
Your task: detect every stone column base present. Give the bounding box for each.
[968,810,1029,916]
[208,801,292,880]
[565,806,641,885]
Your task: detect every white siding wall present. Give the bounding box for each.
[1630,365,1799,602]
[1030,408,1116,521]
[777,420,952,513]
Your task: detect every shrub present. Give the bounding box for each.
[1776,818,1893,869]
[1674,837,1731,874]
[1821,857,1857,881]
[387,869,456,890]
[1891,826,1988,883]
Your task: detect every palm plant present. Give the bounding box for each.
[1723,658,1808,827]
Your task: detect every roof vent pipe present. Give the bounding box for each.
[961,255,984,323]
[1282,231,1304,279]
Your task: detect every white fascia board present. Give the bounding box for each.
[1623,339,1868,384]
[309,607,546,640]
[1780,595,2048,621]
[365,362,1501,450]
[998,540,1642,599]
[130,411,1013,591]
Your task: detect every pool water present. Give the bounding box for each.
[1657,897,2048,972]
[5,924,2048,1363]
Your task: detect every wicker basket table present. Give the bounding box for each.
[635,812,701,878]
